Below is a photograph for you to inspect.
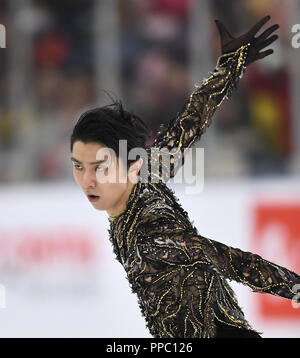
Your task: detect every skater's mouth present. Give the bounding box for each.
[87,194,100,202]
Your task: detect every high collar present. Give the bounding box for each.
[108,180,142,224]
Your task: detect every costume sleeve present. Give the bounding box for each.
[143,43,250,184]
[132,211,300,337]
[192,235,300,299]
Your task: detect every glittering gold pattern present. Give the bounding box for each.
[108,44,300,338]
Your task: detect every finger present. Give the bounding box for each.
[248,15,271,37]
[256,24,279,42]
[256,34,278,51]
[214,19,234,43]
[256,48,274,60]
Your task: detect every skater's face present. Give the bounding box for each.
[71,141,142,217]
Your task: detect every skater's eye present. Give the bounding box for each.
[73,164,83,170]
[96,165,106,172]
[73,164,106,172]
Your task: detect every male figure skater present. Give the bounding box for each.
[70,16,300,337]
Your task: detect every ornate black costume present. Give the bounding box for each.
[108,19,300,338]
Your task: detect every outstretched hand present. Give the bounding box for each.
[215,15,279,65]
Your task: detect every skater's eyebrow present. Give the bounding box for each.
[70,156,107,165]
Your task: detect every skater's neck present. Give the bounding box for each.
[107,179,137,220]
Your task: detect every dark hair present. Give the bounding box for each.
[70,99,151,170]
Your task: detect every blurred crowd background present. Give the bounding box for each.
[0,0,299,182]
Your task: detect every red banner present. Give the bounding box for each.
[253,203,300,318]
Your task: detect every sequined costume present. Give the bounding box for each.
[108,43,300,338]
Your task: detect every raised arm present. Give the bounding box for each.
[143,15,279,183]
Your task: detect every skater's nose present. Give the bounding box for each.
[82,170,97,189]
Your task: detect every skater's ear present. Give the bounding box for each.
[128,157,143,183]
